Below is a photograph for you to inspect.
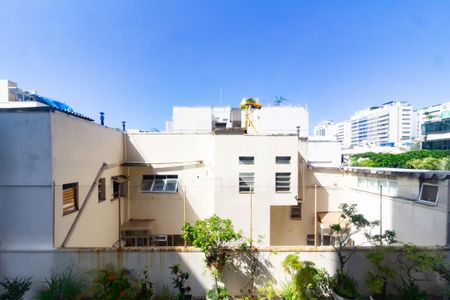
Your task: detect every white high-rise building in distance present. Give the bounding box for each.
[350,101,413,147]
[313,120,352,149]
[413,102,450,138]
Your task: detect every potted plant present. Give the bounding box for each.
[182,215,241,300]
[170,264,192,300]
[0,276,32,300]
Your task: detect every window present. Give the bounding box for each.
[356,176,398,196]
[112,175,128,199]
[140,175,178,193]
[239,172,254,193]
[98,178,106,202]
[290,202,302,219]
[419,182,439,204]
[239,156,254,165]
[62,182,78,215]
[276,156,291,164]
[276,172,291,192]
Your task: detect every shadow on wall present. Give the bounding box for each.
[223,250,276,296]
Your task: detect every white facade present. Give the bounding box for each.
[413,102,450,137]
[313,120,336,137]
[167,105,309,137]
[350,101,413,147]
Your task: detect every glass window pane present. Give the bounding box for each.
[151,179,165,192]
[276,156,291,164]
[140,179,153,191]
[388,180,398,195]
[367,178,377,190]
[357,177,366,188]
[239,156,254,165]
[164,179,178,192]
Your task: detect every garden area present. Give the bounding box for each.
[1,204,449,300]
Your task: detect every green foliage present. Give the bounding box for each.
[134,267,153,300]
[34,268,85,300]
[281,255,331,299]
[0,277,32,300]
[170,264,191,297]
[90,265,133,300]
[182,214,241,271]
[207,287,229,300]
[350,150,450,170]
[256,282,277,300]
[329,203,379,274]
[331,272,359,299]
[279,281,300,300]
[395,244,450,298]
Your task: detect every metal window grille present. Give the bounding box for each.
[276,172,290,192]
[239,172,254,192]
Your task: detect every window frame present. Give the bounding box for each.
[239,156,255,165]
[276,172,291,193]
[418,182,439,205]
[98,178,106,202]
[276,156,291,164]
[62,182,79,216]
[239,172,255,193]
[290,202,302,220]
[112,176,128,199]
[140,175,179,193]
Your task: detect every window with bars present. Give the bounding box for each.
[239,172,254,193]
[140,175,178,193]
[276,156,291,164]
[239,156,254,165]
[276,172,291,192]
[98,178,106,202]
[62,182,78,215]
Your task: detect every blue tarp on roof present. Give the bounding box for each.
[34,95,93,121]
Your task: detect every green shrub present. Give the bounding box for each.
[350,150,450,169]
[331,272,359,299]
[0,277,32,300]
[134,267,153,300]
[90,265,133,300]
[34,268,84,300]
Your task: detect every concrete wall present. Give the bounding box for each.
[0,248,448,299]
[126,133,216,232]
[246,106,309,136]
[172,107,213,133]
[125,133,299,246]
[0,110,53,250]
[51,112,124,248]
[214,135,299,246]
[279,167,449,247]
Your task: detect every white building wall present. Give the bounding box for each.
[246,106,308,136]
[172,106,212,133]
[213,135,299,246]
[51,112,124,248]
[0,110,53,250]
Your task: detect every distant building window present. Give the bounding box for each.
[276,172,291,192]
[62,182,78,215]
[290,202,301,219]
[276,156,291,164]
[239,172,255,193]
[140,175,178,193]
[239,156,254,165]
[419,180,439,204]
[98,178,106,202]
[112,176,128,199]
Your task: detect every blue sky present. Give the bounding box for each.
[1,0,450,131]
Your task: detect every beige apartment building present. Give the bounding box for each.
[1,80,449,251]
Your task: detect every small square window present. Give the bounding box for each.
[276,156,291,164]
[63,182,78,215]
[239,156,254,165]
[419,183,438,204]
[112,176,128,199]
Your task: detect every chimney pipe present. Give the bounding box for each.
[100,112,105,126]
[122,121,126,132]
